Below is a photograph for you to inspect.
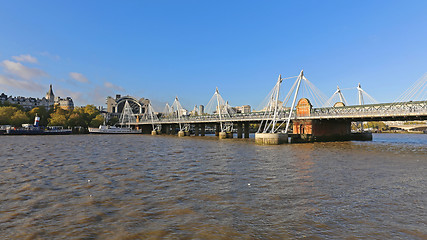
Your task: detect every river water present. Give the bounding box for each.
[0,133,426,239]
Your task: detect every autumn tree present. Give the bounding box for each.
[10,110,30,127]
[28,106,49,126]
[0,106,18,125]
[89,114,104,127]
[48,110,68,126]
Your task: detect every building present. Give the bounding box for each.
[234,105,251,113]
[106,94,150,116]
[0,84,74,111]
[189,105,205,116]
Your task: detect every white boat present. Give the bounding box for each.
[89,100,142,134]
[88,125,141,134]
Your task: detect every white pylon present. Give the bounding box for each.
[120,100,137,126]
[284,70,304,134]
[171,96,186,131]
[205,87,233,132]
[145,102,160,131]
[258,74,283,133]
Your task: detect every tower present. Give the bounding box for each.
[46,84,55,103]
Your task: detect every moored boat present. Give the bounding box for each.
[88,125,141,134]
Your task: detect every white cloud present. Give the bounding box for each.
[55,88,86,105]
[69,72,89,83]
[104,81,124,91]
[12,54,38,63]
[0,74,44,92]
[1,60,47,80]
[40,51,60,61]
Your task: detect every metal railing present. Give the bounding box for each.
[130,100,427,125]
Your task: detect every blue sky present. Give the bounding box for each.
[0,1,426,110]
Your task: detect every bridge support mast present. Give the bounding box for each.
[255,74,288,144]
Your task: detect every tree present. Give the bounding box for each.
[10,110,30,127]
[28,106,49,126]
[48,111,67,126]
[89,114,104,127]
[0,106,19,125]
[83,105,99,119]
[107,116,119,126]
[68,112,86,128]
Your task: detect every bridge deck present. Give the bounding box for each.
[127,100,427,125]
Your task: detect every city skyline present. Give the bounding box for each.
[1,1,427,110]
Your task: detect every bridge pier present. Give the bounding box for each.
[215,124,220,136]
[142,125,152,134]
[200,124,205,136]
[237,123,243,138]
[171,124,177,135]
[194,124,199,136]
[244,122,250,138]
[291,119,372,142]
[226,132,233,138]
[255,133,288,144]
[219,131,227,139]
[165,125,170,135]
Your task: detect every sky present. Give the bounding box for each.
[1,0,426,111]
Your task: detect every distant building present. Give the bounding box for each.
[0,84,74,111]
[189,105,205,116]
[234,105,251,113]
[199,105,204,115]
[106,94,150,116]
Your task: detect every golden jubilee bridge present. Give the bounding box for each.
[116,70,427,144]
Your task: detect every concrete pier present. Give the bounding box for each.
[218,132,227,139]
[178,130,185,137]
[194,124,199,136]
[200,124,205,136]
[237,123,243,138]
[226,132,233,138]
[244,122,250,138]
[151,130,157,135]
[255,133,288,145]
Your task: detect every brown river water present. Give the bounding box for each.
[0,133,426,239]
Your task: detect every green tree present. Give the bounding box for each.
[0,106,19,125]
[89,114,104,127]
[48,111,67,126]
[28,106,49,126]
[107,116,119,126]
[83,105,99,119]
[67,112,86,128]
[10,110,30,127]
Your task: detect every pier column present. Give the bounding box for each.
[244,122,250,138]
[200,124,206,136]
[194,124,199,136]
[142,125,151,134]
[237,122,243,138]
[215,124,220,136]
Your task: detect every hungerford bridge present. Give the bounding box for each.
[117,70,427,144]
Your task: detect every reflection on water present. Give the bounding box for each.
[0,134,426,239]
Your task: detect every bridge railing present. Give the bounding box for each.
[309,101,427,118]
[133,101,427,124]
